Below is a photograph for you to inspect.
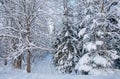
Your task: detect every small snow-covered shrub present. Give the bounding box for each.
[75,51,119,75]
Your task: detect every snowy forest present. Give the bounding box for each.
[0,0,120,79]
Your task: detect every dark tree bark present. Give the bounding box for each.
[14,54,22,69]
[4,59,7,65]
[26,50,31,73]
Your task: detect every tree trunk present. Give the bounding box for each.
[14,54,22,69]
[4,59,7,65]
[100,0,107,52]
[26,50,31,73]
[26,22,31,73]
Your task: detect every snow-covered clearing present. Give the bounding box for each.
[0,54,120,79]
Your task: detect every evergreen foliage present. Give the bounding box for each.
[75,0,120,74]
[53,21,79,73]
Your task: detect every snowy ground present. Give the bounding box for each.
[0,54,120,79]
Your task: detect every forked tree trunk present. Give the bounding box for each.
[26,18,31,73]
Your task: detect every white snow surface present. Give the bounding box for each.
[75,65,92,72]
[78,28,86,37]
[0,54,120,79]
[108,50,119,60]
[75,53,92,72]
[95,41,103,46]
[65,31,69,36]
[92,55,111,67]
[75,53,90,66]
[84,42,96,51]
[0,23,3,27]
[97,31,104,36]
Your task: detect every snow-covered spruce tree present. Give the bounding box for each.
[53,0,79,73]
[76,0,92,57]
[75,0,119,75]
[53,23,79,73]
[106,0,120,69]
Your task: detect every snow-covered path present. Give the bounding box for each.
[32,54,56,74]
[0,54,120,79]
